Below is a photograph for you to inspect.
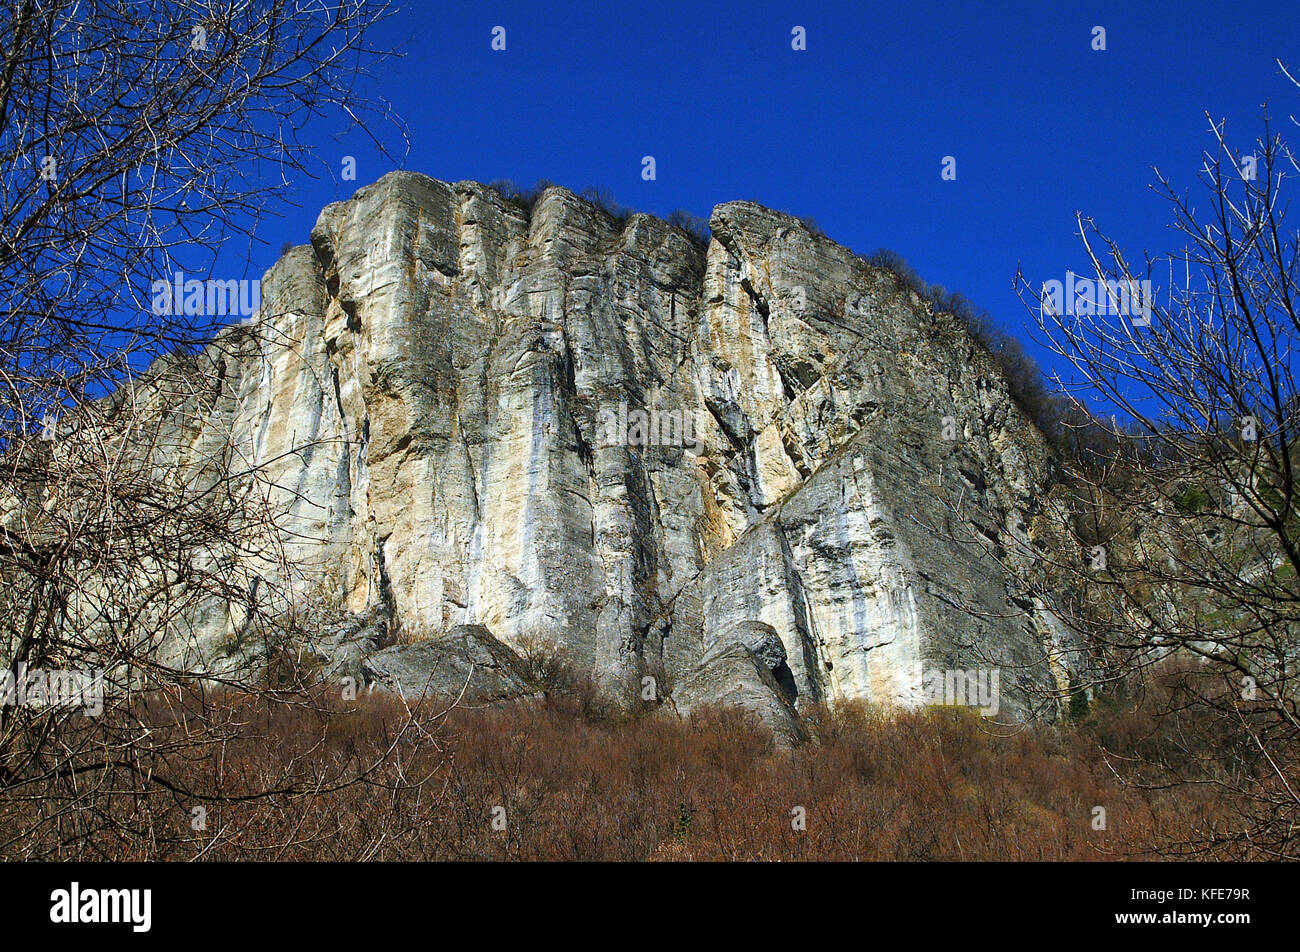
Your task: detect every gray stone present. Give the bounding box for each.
[82,170,1080,732]
[669,642,803,746]
[361,625,536,703]
[732,621,787,673]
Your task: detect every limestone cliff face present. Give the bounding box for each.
[153,171,1074,732]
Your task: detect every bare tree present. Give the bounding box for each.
[0,0,449,860]
[1001,61,1300,857]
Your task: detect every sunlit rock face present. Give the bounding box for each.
[154,171,1074,734]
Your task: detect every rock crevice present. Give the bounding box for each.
[140,171,1074,733]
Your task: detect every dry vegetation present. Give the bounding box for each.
[0,663,1249,861]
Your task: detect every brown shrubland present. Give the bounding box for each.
[0,664,1246,861]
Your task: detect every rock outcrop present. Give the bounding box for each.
[132,171,1077,732]
[361,625,537,704]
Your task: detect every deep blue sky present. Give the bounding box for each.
[237,0,1300,389]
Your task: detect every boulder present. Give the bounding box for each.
[361,625,536,703]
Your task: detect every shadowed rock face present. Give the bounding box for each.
[145,171,1076,735]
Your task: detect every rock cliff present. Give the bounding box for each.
[138,172,1077,735]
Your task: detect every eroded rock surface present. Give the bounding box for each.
[133,171,1077,733]
[361,625,537,704]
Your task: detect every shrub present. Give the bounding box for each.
[490,179,640,230]
[514,632,577,694]
[666,208,710,246]
[864,247,1069,446]
[578,185,633,225]
[487,178,557,217]
[796,215,826,238]
[0,678,1248,860]
[1067,673,1091,723]
[513,632,614,722]
[1172,483,1214,513]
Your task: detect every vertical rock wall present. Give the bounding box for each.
[142,171,1073,730]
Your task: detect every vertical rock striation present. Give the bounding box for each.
[142,172,1075,734]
